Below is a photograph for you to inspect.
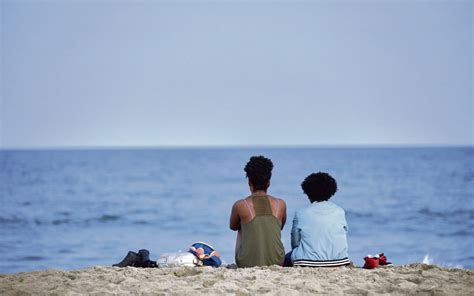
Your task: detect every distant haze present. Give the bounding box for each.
[1,0,472,148]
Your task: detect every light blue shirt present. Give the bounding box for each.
[291,201,349,262]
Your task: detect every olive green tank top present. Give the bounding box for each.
[235,195,285,267]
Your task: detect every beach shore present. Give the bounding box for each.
[1,264,472,295]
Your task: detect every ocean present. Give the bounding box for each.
[0,147,472,273]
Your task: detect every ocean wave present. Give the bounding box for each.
[94,215,121,222]
[18,256,46,261]
[0,216,28,225]
[0,214,126,226]
[52,219,72,225]
[418,208,474,219]
[345,211,374,218]
[422,254,464,269]
[437,230,473,237]
[132,220,150,225]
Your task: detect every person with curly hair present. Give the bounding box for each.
[285,172,350,267]
[229,156,286,267]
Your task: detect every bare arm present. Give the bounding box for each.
[229,201,241,231]
[280,199,287,230]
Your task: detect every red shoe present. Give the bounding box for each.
[378,253,392,266]
[363,255,379,269]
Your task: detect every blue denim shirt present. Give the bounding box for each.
[291,201,349,262]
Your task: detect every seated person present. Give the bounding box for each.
[229,156,286,267]
[286,172,349,267]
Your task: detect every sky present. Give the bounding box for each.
[1,0,472,148]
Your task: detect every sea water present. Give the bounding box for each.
[0,147,472,273]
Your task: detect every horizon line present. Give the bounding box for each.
[0,143,473,151]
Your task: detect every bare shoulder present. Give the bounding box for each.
[268,196,287,209]
[232,199,243,209]
[232,198,249,211]
[269,195,286,204]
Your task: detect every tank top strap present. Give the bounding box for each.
[274,199,280,217]
[243,198,255,219]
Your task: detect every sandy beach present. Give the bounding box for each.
[1,264,472,295]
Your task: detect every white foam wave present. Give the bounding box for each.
[422,254,433,265]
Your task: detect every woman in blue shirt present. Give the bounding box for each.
[285,172,350,267]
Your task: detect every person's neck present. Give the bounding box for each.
[252,190,267,197]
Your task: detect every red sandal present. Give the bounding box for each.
[378,253,392,266]
[364,253,392,269]
[363,254,380,269]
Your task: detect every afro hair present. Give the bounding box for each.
[244,155,273,191]
[301,172,337,202]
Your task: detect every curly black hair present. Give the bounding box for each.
[244,156,273,191]
[301,172,337,202]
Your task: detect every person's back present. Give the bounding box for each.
[291,201,348,265]
[236,194,285,267]
[289,172,349,267]
[230,156,286,267]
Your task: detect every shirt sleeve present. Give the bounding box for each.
[342,210,349,232]
[291,211,301,249]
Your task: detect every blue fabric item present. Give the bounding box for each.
[283,251,293,267]
[190,242,222,267]
[290,201,349,262]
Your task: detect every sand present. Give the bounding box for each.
[1,264,472,295]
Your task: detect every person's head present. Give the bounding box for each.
[301,172,337,203]
[244,155,273,192]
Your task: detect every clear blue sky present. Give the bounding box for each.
[1,0,472,148]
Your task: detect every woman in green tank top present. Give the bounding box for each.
[229,156,287,267]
